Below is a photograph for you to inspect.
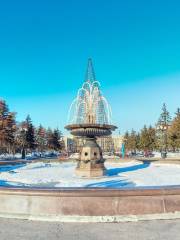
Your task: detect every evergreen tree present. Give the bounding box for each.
[156,103,171,154]
[139,125,150,152]
[36,125,47,153]
[175,108,180,118]
[0,99,66,156]
[5,112,16,153]
[157,103,171,126]
[148,126,156,151]
[128,129,137,153]
[124,130,138,153]
[15,122,27,159]
[0,100,9,150]
[46,128,54,150]
[124,131,130,151]
[168,108,180,151]
[0,100,9,117]
[136,133,141,151]
[52,128,61,151]
[25,115,36,150]
[0,100,16,153]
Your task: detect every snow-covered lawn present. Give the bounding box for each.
[0,161,180,188]
[153,152,180,158]
[0,151,59,161]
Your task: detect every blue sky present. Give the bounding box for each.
[0,0,180,134]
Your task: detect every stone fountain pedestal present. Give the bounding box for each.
[65,124,117,178]
[76,137,105,177]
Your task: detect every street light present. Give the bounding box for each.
[156,103,171,159]
[15,125,28,159]
[122,137,127,159]
[156,123,169,159]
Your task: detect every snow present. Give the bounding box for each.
[153,152,180,158]
[0,160,180,188]
[0,151,60,161]
[0,153,21,161]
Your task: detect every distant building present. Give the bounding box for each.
[112,135,124,153]
[63,136,77,153]
[63,135,124,153]
[97,136,114,153]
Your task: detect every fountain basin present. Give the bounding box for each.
[0,161,180,221]
[0,186,180,222]
[1,161,180,188]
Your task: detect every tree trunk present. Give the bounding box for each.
[22,147,26,159]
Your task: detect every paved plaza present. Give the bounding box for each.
[0,218,180,240]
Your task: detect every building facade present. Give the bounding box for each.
[63,135,124,153]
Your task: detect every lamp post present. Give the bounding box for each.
[15,126,27,159]
[156,123,168,159]
[122,137,127,159]
[20,127,28,159]
[156,103,171,159]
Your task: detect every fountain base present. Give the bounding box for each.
[65,124,117,178]
[76,137,106,178]
[75,166,105,178]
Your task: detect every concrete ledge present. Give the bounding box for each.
[1,212,180,223]
[0,186,180,222]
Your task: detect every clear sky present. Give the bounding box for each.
[0,0,180,134]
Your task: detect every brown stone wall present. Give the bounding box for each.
[0,187,180,218]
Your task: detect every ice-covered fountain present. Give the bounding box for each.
[0,60,180,222]
[65,59,117,177]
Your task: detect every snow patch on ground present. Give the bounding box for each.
[0,161,180,188]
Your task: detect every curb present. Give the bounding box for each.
[0,212,180,223]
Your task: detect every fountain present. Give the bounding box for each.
[65,59,117,177]
[0,60,179,222]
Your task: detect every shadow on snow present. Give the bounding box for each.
[0,164,26,173]
[85,163,150,188]
[85,179,136,188]
[106,162,150,177]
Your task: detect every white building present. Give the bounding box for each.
[63,135,124,153]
